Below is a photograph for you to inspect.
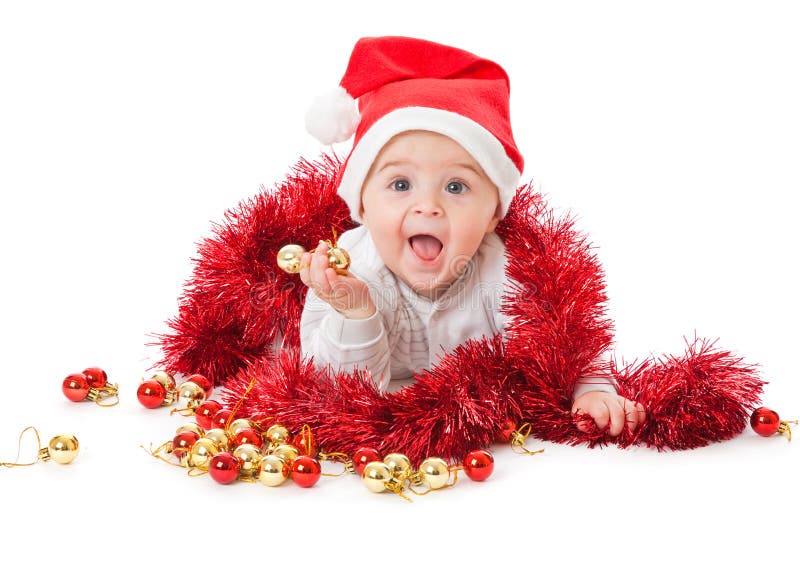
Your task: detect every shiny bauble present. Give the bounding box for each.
[265,424,290,445]
[172,431,199,462]
[209,452,240,485]
[136,379,166,408]
[203,428,230,450]
[277,244,306,274]
[175,423,204,439]
[383,452,412,480]
[751,407,781,437]
[176,381,206,410]
[233,444,263,478]
[419,457,450,490]
[188,438,220,469]
[271,444,300,464]
[151,371,176,391]
[211,409,233,430]
[258,455,289,487]
[327,246,351,274]
[292,432,318,457]
[63,374,90,402]
[231,428,264,450]
[290,455,322,488]
[47,434,80,464]
[361,461,392,493]
[195,400,222,430]
[82,367,108,388]
[352,447,381,476]
[228,418,252,436]
[463,449,494,482]
[497,419,517,442]
[186,374,212,395]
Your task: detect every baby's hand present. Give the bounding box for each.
[571,391,646,436]
[299,240,377,319]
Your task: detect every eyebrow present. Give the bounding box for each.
[377,160,484,177]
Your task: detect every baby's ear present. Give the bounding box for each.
[486,203,501,233]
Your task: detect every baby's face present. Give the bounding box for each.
[360,130,500,300]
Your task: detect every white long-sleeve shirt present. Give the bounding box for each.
[300,225,617,397]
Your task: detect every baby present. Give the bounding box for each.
[299,36,645,437]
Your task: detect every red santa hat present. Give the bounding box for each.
[305,36,524,224]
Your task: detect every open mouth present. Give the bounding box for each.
[408,234,444,262]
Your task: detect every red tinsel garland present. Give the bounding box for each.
[156,154,764,463]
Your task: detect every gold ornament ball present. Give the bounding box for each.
[176,381,206,409]
[419,457,450,490]
[48,434,80,464]
[258,454,288,487]
[175,423,204,438]
[362,461,393,493]
[233,444,263,478]
[271,444,299,463]
[228,418,252,435]
[383,453,412,480]
[203,428,229,450]
[327,246,351,274]
[151,371,176,391]
[265,424,290,445]
[188,438,219,469]
[277,244,306,274]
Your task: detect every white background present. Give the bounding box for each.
[1,1,798,560]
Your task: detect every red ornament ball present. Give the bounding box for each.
[293,432,318,457]
[231,428,264,450]
[496,419,517,442]
[209,452,241,484]
[352,447,381,476]
[212,409,233,430]
[137,379,166,408]
[751,407,781,437]
[172,431,199,460]
[62,373,90,402]
[82,367,108,388]
[463,449,494,482]
[195,400,222,430]
[290,455,321,488]
[187,374,213,395]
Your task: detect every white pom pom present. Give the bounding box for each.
[305,86,360,145]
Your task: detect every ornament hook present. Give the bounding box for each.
[510,422,545,456]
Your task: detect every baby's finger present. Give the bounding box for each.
[634,401,647,428]
[622,399,640,433]
[298,252,312,286]
[604,398,625,437]
[309,241,332,296]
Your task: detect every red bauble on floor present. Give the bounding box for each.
[209,452,240,484]
[750,407,781,437]
[352,447,381,476]
[82,367,108,388]
[463,449,494,482]
[194,400,222,430]
[137,380,166,408]
[290,455,321,488]
[62,374,90,402]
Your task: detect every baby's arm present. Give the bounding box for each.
[298,241,392,390]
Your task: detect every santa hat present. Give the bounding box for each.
[305,36,524,224]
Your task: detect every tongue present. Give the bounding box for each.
[410,235,443,260]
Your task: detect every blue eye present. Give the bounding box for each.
[392,179,410,192]
[446,181,466,194]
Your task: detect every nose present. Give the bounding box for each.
[411,188,443,217]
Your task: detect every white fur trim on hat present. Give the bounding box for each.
[338,107,521,224]
[305,86,361,145]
